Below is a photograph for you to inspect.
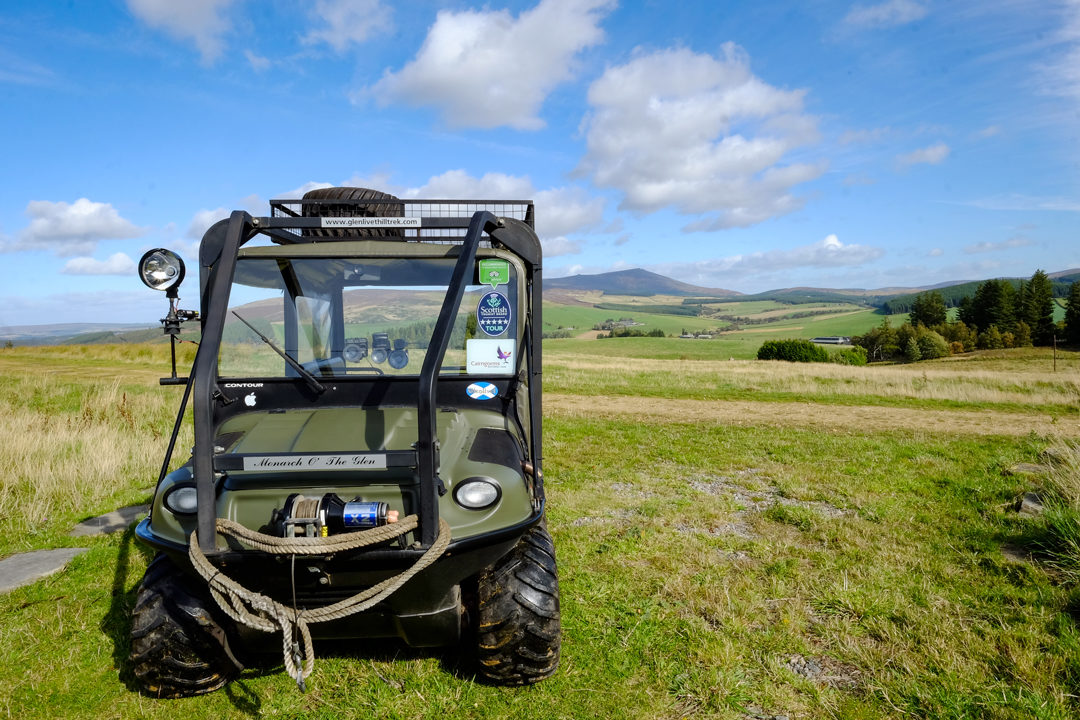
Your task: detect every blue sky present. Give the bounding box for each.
[1,0,1078,326]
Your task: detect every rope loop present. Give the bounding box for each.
[188,514,451,689]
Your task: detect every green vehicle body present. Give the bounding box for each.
[131,190,557,693]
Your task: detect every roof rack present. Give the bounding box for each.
[266,197,535,245]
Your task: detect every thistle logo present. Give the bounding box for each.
[477,291,511,336]
[244,393,257,407]
[497,346,511,360]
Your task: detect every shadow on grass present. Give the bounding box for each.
[98,526,275,717]
[240,634,474,685]
[100,525,154,693]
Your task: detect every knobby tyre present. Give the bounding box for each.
[475,521,561,684]
[129,554,242,698]
[300,186,403,238]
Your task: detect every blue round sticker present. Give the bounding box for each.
[477,291,511,336]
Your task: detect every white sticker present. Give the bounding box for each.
[319,217,422,228]
[466,339,515,375]
[242,454,388,471]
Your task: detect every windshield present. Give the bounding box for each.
[218,255,519,378]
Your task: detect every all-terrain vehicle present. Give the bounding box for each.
[130,188,558,697]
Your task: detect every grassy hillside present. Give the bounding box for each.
[544,291,902,345]
[1,344,1079,719]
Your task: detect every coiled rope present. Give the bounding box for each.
[188,514,451,689]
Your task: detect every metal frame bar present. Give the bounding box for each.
[416,211,494,545]
[180,206,542,554]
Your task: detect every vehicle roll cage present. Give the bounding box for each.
[169,199,543,554]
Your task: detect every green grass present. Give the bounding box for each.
[543,297,905,341]
[541,348,1080,415]
[543,303,726,335]
[2,344,1080,718]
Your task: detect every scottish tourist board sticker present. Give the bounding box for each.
[477,291,511,336]
[466,381,499,400]
[479,258,509,288]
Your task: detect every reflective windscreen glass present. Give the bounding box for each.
[218,256,518,378]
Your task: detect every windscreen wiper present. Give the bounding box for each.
[231,311,326,394]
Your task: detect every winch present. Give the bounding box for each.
[270,493,399,538]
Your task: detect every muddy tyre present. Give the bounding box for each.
[129,555,242,698]
[475,521,561,684]
[301,186,403,238]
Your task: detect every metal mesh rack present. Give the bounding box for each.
[267,197,534,244]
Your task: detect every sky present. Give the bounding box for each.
[1,0,1078,326]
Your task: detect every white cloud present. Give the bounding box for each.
[61,252,137,276]
[838,127,890,144]
[975,125,1001,139]
[928,247,944,257]
[278,172,605,241]
[186,207,230,239]
[10,199,146,257]
[367,0,615,129]
[0,50,55,86]
[648,234,885,286]
[896,141,950,166]
[245,50,271,71]
[963,236,1034,254]
[302,0,393,52]
[0,290,162,326]
[1035,0,1080,106]
[577,44,825,231]
[277,181,336,199]
[541,236,582,257]
[181,197,264,247]
[126,0,237,64]
[963,193,1080,212]
[401,170,605,239]
[404,170,533,199]
[842,0,928,29]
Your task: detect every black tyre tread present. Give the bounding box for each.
[301,186,403,238]
[129,555,241,699]
[475,522,561,685]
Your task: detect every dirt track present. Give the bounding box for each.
[546,393,1080,437]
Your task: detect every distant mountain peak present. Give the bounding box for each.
[546,268,738,297]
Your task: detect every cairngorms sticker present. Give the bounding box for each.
[478,258,510,288]
[477,291,511,336]
[466,382,499,400]
[466,339,515,375]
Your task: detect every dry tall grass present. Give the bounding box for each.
[1045,440,1080,508]
[0,369,185,551]
[545,353,1080,409]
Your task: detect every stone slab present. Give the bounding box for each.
[0,548,89,593]
[68,504,148,537]
[1005,463,1050,477]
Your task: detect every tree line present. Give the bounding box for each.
[854,270,1080,362]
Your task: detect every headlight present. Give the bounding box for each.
[138,248,186,292]
[453,478,501,509]
[163,484,198,515]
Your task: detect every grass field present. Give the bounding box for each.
[2,339,1080,719]
[542,294,904,341]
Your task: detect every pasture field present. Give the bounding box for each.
[1,341,1079,719]
[542,295,903,341]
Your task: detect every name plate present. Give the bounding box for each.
[242,454,387,471]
